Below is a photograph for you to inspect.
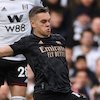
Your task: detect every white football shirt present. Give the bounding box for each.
[0,0,42,61]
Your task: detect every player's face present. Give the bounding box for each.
[32,12,51,38]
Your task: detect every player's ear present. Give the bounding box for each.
[30,15,37,28]
[30,20,36,28]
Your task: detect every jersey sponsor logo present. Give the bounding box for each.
[8,15,23,23]
[5,15,26,32]
[39,46,65,57]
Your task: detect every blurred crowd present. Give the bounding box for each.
[0,0,100,100]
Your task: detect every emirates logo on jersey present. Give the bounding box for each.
[39,46,65,58]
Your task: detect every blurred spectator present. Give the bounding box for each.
[90,57,100,99]
[42,0,69,8]
[73,13,91,41]
[90,58,100,100]
[65,47,75,78]
[72,70,90,99]
[42,0,61,8]
[69,0,100,19]
[91,17,100,46]
[42,0,74,47]
[95,58,100,84]
[67,0,100,43]
[73,55,98,86]
[42,0,71,37]
[73,29,100,71]
[50,7,66,36]
[89,86,100,100]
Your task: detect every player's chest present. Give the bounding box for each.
[29,40,65,58]
[0,1,29,12]
[0,1,30,22]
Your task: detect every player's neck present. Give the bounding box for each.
[33,30,50,38]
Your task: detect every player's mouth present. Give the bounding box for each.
[47,28,51,32]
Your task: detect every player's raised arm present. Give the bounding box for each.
[0,46,14,57]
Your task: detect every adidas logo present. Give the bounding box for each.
[39,40,44,44]
[1,7,7,11]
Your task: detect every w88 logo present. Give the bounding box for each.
[5,24,26,32]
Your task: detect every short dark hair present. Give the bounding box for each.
[81,28,94,38]
[29,6,49,19]
[76,55,86,62]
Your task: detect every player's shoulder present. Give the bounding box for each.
[51,34,65,41]
[51,34,67,46]
[20,34,33,42]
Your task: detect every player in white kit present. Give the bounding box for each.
[0,0,42,100]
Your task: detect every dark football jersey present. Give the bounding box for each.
[10,33,71,93]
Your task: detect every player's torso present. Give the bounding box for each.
[26,35,70,92]
[27,34,66,60]
[0,0,33,45]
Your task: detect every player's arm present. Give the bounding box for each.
[0,36,28,57]
[0,46,14,57]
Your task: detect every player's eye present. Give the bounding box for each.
[41,20,47,24]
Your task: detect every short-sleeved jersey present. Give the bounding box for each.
[0,0,42,61]
[10,34,71,93]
